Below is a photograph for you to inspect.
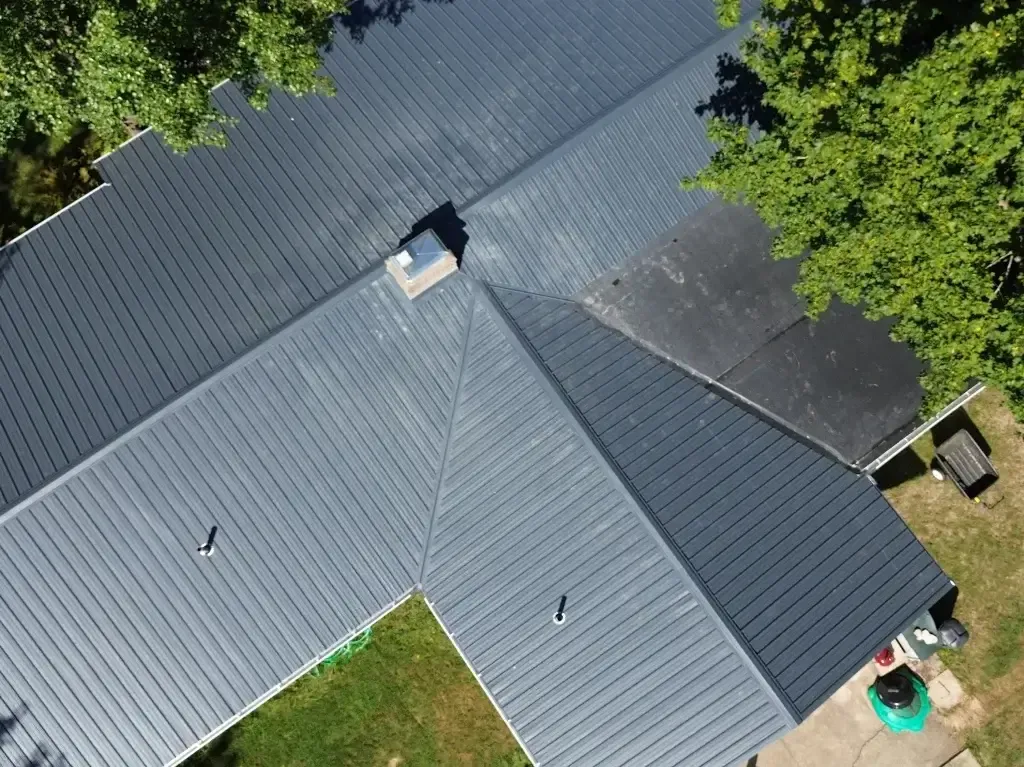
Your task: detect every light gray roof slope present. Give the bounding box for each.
[423,291,789,767]
[0,0,736,510]
[494,287,952,717]
[0,272,794,767]
[0,271,471,767]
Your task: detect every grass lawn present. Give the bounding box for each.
[186,595,529,767]
[879,389,1024,767]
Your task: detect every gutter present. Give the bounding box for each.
[863,383,987,476]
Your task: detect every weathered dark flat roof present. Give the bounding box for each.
[581,200,928,468]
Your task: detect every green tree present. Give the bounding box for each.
[0,0,337,153]
[688,0,1024,418]
[0,126,102,244]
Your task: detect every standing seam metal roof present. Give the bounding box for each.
[0,270,472,767]
[422,288,790,766]
[0,0,737,512]
[0,273,796,767]
[493,286,953,717]
[0,1,950,764]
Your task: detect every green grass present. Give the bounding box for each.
[186,595,529,767]
[882,389,1024,767]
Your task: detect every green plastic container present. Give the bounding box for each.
[867,668,931,733]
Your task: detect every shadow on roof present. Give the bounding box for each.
[695,51,780,131]
[339,0,455,43]
[399,201,469,266]
[0,703,68,767]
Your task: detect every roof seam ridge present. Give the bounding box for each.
[481,281,574,304]
[454,19,753,220]
[477,284,801,727]
[0,261,388,529]
[581,304,854,469]
[418,293,477,586]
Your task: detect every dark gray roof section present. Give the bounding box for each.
[459,26,750,295]
[580,200,928,467]
[0,272,471,767]
[423,297,789,767]
[495,287,952,717]
[0,0,733,510]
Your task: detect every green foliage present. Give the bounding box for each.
[689,0,1024,418]
[0,0,338,153]
[0,126,101,244]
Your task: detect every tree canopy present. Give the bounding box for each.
[0,0,337,152]
[689,0,1024,418]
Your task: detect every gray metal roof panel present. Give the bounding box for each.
[0,272,471,767]
[496,287,952,719]
[459,25,750,295]
[424,297,789,767]
[0,0,732,512]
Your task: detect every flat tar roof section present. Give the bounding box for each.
[580,200,927,468]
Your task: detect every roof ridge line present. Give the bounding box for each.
[581,303,855,470]
[477,284,801,726]
[418,294,477,586]
[0,261,387,529]
[483,282,573,303]
[454,19,753,219]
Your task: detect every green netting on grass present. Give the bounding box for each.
[310,627,373,676]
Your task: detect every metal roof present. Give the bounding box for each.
[459,24,742,295]
[423,291,789,766]
[0,274,797,767]
[494,286,952,717]
[0,271,471,767]
[0,0,733,511]
[0,0,951,764]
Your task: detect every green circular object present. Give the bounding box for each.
[867,670,931,733]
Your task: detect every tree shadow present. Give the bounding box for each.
[872,447,928,491]
[696,52,780,131]
[339,0,455,43]
[0,703,69,767]
[398,201,469,266]
[183,729,239,767]
[0,123,101,247]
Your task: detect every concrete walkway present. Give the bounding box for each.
[755,663,962,767]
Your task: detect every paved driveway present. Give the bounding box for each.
[755,663,962,767]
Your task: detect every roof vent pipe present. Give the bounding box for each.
[197,526,218,557]
[552,595,567,625]
[385,229,458,299]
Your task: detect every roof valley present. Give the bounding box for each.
[418,296,477,585]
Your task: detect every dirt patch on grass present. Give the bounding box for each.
[433,681,521,766]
